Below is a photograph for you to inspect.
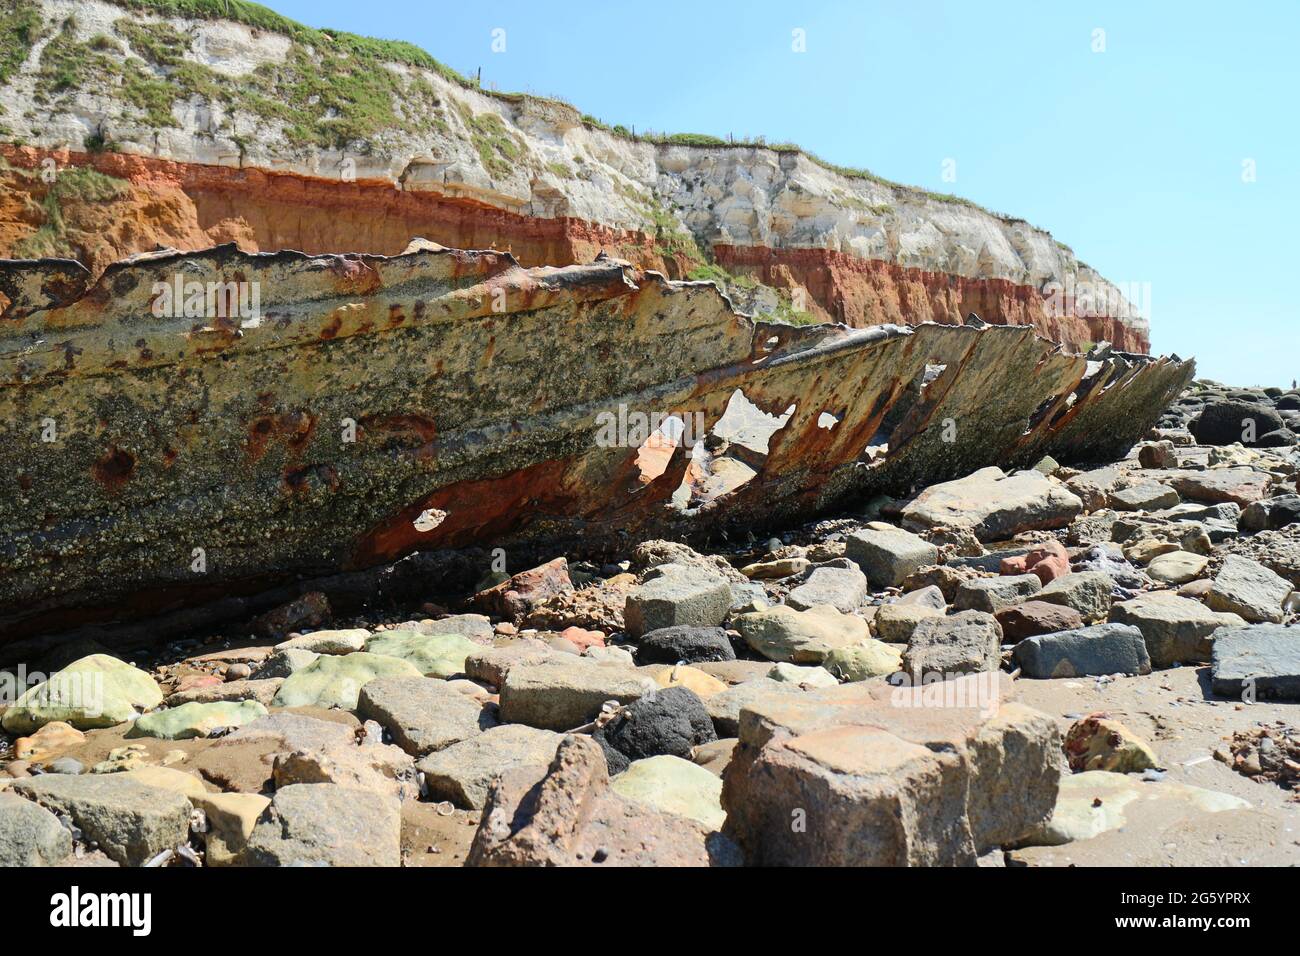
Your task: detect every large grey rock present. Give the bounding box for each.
[785,561,868,613]
[241,784,400,867]
[901,467,1083,541]
[12,774,191,866]
[1012,624,1152,678]
[356,676,496,757]
[1206,555,1293,624]
[1034,570,1115,622]
[1109,483,1180,511]
[498,658,657,730]
[1211,624,1300,700]
[0,792,73,866]
[720,676,1062,864]
[901,610,1003,679]
[953,574,1042,612]
[636,626,735,664]
[623,564,733,637]
[1109,592,1247,667]
[1167,468,1272,507]
[844,525,938,588]
[416,724,563,809]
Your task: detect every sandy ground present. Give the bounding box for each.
[1009,667,1300,866]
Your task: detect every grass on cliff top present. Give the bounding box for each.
[0,0,46,84]
[89,0,1043,227]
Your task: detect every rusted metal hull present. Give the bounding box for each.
[0,245,1194,641]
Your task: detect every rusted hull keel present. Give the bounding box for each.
[0,245,1194,640]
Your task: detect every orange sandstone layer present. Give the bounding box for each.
[0,146,1147,352]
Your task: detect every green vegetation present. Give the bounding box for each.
[545,160,573,178]
[457,102,522,178]
[645,199,704,262]
[11,0,1052,231]
[761,291,819,327]
[0,0,46,84]
[686,262,758,291]
[11,165,130,259]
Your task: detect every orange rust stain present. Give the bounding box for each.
[91,445,136,492]
[246,410,317,462]
[349,457,575,567]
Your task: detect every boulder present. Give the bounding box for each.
[363,630,481,678]
[474,557,573,623]
[1138,440,1177,469]
[999,540,1070,584]
[129,700,268,740]
[416,724,564,809]
[12,773,191,866]
[636,625,735,664]
[1206,555,1293,624]
[785,561,868,613]
[1110,592,1246,668]
[821,641,904,682]
[597,686,717,761]
[192,792,269,867]
[703,678,803,737]
[241,784,401,867]
[953,574,1042,612]
[1065,466,1125,512]
[993,600,1084,642]
[1,655,163,734]
[901,467,1083,541]
[720,676,1062,864]
[1064,713,1159,772]
[274,629,368,655]
[1012,624,1151,678]
[844,525,939,588]
[1109,483,1180,511]
[356,676,496,757]
[1145,550,1210,585]
[769,662,840,688]
[165,678,283,709]
[1167,468,1271,507]
[0,792,73,866]
[623,564,733,637]
[1239,495,1300,533]
[497,658,657,730]
[272,652,422,710]
[641,663,728,697]
[468,736,740,866]
[732,604,872,664]
[271,741,416,802]
[901,610,1003,679]
[255,647,320,679]
[1211,624,1300,701]
[610,755,726,829]
[872,602,945,642]
[1190,400,1286,447]
[1034,570,1115,622]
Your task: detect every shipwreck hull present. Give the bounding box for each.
[0,244,1194,642]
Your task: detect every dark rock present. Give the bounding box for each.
[636,625,736,664]
[1240,496,1300,534]
[1012,624,1152,678]
[1211,624,1300,701]
[1190,400,1286,447]
[600,685,717,760]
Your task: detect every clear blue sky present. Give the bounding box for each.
[269,0,1297,387]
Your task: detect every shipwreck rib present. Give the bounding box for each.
[0,244,1194,640]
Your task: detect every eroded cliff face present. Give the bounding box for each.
[0,0,1148,351]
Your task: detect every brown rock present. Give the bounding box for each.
[995,600,1084,643]
[251,591,331,639]
[467,735,740,866]
[474,558,573,623]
